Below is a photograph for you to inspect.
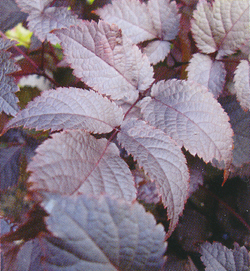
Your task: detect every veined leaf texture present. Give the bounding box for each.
[2,194,167,270]
[200,242,250,271]
[191,0,249,58]
[54,21,154,100]
[0,38,20,115]
[27,130,136,202]
[15,0,81,44]
[97,0,180,64]
[187,53,226,98]
[140,79,233,169]
[118,118,189,237]
[41,194,167,270]
[7,87,124,133]
[1,0,250,269]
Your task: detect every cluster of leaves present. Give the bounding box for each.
[0,0,249,269]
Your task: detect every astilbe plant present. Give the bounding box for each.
[0,0,249,269]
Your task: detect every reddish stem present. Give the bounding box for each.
[124,80,156,120]
[0,31,60,87]
[0,30,41,71]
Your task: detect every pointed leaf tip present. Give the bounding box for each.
[191,0,249,58]
[141,79,233,169]
[97,0,180,43]
[187,53,226,98]
[97,0,180,64]
[200,242,250,271]
[117,118,189,237]
[15,0,81,44]
[54,21,153,100]
[28,130,136,202]
[6,87,124,133]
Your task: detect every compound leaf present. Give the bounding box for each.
[187,53,226,98]
[16,0,81,44]
[117,118,189,238]
[96,0,152,44]
[6,87,124,133]
[200,242,250,271]
[234,60,250,111]
[115,94,142,119]
[41,193,167,270]
[140,79,233,169]
[97,0,180,44]
[28,130,136,202]
[0,38,20,116]
[191,0,249,58]
[147,0,180,41]
[97,0,180,64]
[54,21,153,100]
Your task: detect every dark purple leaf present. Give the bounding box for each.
[220,95,250,167]
[1,239,44,271]
[0,0,27,32]
[41,193,167,270]
[0,145,22,190]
